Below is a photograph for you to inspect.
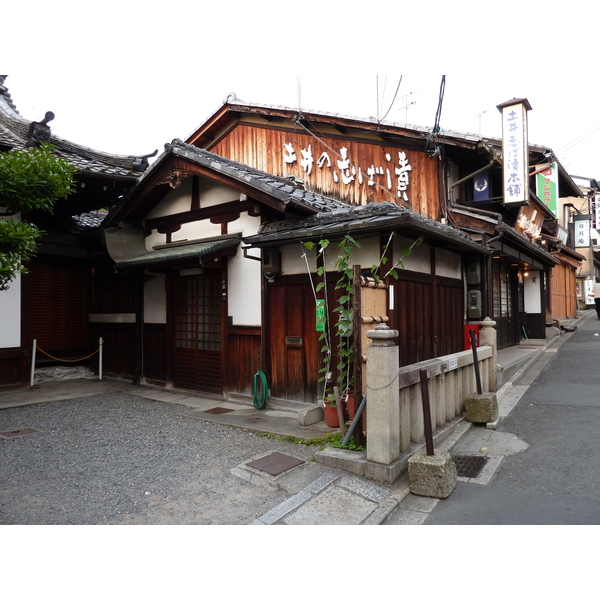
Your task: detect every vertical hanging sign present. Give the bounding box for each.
[536,163,558,216]
[574,214,591,248]
[497,98,532,205]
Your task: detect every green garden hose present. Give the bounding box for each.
[253,371,269,410]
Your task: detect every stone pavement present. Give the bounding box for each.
[2,313,591,525]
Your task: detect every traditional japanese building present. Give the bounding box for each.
[2,79,586,409]
[185,99,584,351]
[0,76,153,390]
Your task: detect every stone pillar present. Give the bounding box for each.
[365,324,400,465]
[479,317,497,392]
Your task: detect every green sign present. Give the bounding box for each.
[536,163,558,217]
[316,299,326,332]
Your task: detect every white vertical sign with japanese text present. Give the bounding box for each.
[574,215,591,248]
[499,100,530,205]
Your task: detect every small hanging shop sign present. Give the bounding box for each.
[536,163,558,217]
[515,205,543,241]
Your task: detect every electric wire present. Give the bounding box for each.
[557,123,600,155]
[379,76,403,123]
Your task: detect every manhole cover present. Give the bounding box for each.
[203,407,234,415]
[0,428,40,439]
[452,455,489,478]
[246,452,305,476]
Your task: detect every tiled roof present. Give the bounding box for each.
[0,76,153,177]
[164,139,347,214]
[243,201,486,255]
[70,210,109,231]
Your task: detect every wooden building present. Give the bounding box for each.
[185,100,584,350]
[102,140,347,399]
[0,76,153,390]
[2,81,586,405]
[100,138,488,403]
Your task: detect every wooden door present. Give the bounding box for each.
[172,272,224,395]
[267,280,319,402]
[492,263,519,349]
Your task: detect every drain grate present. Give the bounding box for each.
[203,407,234,415]
[452,455,489,478]
[0,428,40,439]
[246,452,305,476]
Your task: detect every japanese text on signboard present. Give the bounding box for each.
[283,142,412,201]
[574,216,591,248]
[501,102,529,205]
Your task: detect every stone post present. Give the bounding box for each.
[479,317,497,392]
[465,317,498,424]
[365,323,400,465]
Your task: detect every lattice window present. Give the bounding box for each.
[174,276,222,351]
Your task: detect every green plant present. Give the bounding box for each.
[304,234,360,405]
[303,230,423,409]
[370,231,424,282]
[326,433,365,452]
[323,393,337,407]
[0,143,75,290]
[256,431,364,452]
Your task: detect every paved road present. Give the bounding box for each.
[385,313,600,525]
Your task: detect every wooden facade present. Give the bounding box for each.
[550,257,578,321]
[192,110,442,220]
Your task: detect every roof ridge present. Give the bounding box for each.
[0,75,19,114]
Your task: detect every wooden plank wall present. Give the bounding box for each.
[226,326,262,396]
[88,322,136,379]
[210,124,440,219]
[30,258,89,356]
[550,262,578,320]
[393,271,463,366]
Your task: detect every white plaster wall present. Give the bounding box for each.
[228,214,262,326]
[281,242,314,275]
[435,248,462,279]
[394,235,431,273]
[524,271,542,313]
[0,272,21,348]
[144,180,240,249]
[146,178,194,220]
[281,237,383,276]
[144,273,166,324]
[0,213,22,348]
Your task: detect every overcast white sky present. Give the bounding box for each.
[4,2,600,180]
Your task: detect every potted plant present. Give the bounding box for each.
[322,393,340,428]
[343,389,357,421]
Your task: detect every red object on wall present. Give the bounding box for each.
[464,324,480,350]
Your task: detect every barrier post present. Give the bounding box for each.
[99,337,103,380]
[30,339,37,387]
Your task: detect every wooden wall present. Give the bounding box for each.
[392,270,464,366]
[550,261,578,320]
[209,124,440,219]
[30,257,89,358]
[226,326,262,397]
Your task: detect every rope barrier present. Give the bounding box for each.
[35,346,99,363]
[31,337,103,386]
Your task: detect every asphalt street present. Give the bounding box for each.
[389,313,600,525]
